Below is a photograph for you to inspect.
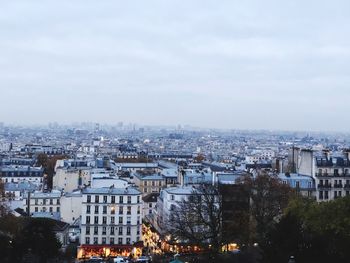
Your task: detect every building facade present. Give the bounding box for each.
[78,187,143,259]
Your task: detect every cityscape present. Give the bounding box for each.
[1,123,350,262]
[1,1,350,263]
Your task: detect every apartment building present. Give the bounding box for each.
[78,186,143,259]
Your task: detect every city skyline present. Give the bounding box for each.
[1,1,350,131]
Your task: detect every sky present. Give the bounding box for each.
[0,0,350,131]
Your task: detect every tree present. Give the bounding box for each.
[0,179,9,216]
[166,184,223,252]
[238,173,293,243]
[262,196,350,263]
[11,217,61,263]
[36,153,68,190]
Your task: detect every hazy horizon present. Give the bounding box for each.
[1,1,349,132]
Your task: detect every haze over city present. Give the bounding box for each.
[1,0,349,131]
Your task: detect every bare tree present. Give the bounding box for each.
[166,184,223,252]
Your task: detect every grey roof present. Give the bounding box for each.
[82,187,141,195]
[5,181,39,192]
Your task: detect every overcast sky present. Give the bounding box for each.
[0,0,349,131]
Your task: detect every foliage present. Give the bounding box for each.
[262,196,350,263]
[0,216,61,263]
[238,173,293,242]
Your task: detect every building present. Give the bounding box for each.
[60,190,83,224]
[133,173,165,196]
[142,193,159,219]
[53,167,91,192]
[24,190,61,219]
[294,149,350,201]
[78,186,143,259]
[277,173,315,198]
[0,165,44,185]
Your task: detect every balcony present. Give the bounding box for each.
[315,173,333,178]
[317,184,332,189]
[334,184,343,188]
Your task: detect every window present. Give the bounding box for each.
[137,206,140,214]
[49,207,53,212]
[86,227,90,235]
[50,199,53,205]
[144,188,148,193]
[111,227,115,235]
[295,181,300,188]
[126,238,131,244]
[43,207,46,212]
[119,217,123,224]
[126,227,131,235]
[319,191,323,200]
[110,238,114,244]
[95,206,99,214]
[171,195,175,201]
[57,199,60,205]
[152,181,155,187]
[127,206,131,215]
[137,216,140,225]
[137,196,140,203]
[86,216,90,224]
[94,216,99,224]
[95,195,99,203]
[85,237,90,244]
[103,206,107,214]
[111,196,115,204]
[56,207,60,212]
[118,238,123,244]
[94,226,98,235]
[119,196,123,204]
[102,227,106,235]
[119,206,123,215]
[87,195,91,203]
[86,205,91,214]
[149,203,152,208]
[93,237,98,244]
[127,196,131,204]
[102,216,107,224]
[118,227,123,235]
[144,181,147,186]
[111,206,115,214]
[127,216,131,224]
[103,196,107,203]
[43,199,46,205]
[111,217,115,224]
[35,207,38,212]
[325,191,329,200]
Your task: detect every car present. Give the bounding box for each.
[135,256,150,262]
[113,257,127,263]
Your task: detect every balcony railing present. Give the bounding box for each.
[317,184,332,188]
[334,184,343,188]
[344,184,350,189]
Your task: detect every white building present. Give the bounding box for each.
[53,167,92,192]
[154,186,194,234]
[78,186,143,259]
[60,190,83,224]
[24,190,61,219]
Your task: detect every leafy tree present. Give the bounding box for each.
[263,196,350,263]
[239,173,293,243]
[166,184,222,252]
[10,217,61,263]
